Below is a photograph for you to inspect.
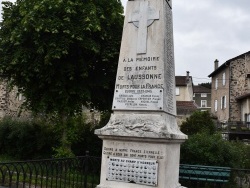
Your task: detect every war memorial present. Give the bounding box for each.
[95,0,187,187]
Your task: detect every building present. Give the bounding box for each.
[208,51,250,140]
[193,85,211,112]
[175,71,194,101]
[175,71,198,126]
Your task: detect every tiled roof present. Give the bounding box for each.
[175,76,191,86]
[235,92,250,100]
[176,101,198,115]
[208,51,250,77]
[193,85,211,93]
[176,101,199,110]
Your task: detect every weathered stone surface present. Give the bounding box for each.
[111,0,177,116]
[230,59,247,121]
[96,113,186,139]
[95,0,187,187]
[210,52,250,122]
[0,80,30,118]
[97,138,185,188]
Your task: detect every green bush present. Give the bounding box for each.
[180,132,250,168]
[229,141,250,169]
[181,111,216,135]
[0,117,59,159]
[0,111,109,160]
[180,110,250,169]
[71,111,110,157]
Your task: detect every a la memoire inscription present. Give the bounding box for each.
[113,55,164,110]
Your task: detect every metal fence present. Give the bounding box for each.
[0,153,101,188]
[0,155,250,188]
[217,121,250,133]
[180,165,250,188]
[217,121,250,141]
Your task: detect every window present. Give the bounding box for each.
[215,78,218,89]
[193,93,196,97]
[244,114,250,122]
[221,96,226,109]
[17,93,22,101]
[222,73,226,86]
[201,100,207,108]
[201,93,207,97]
[176,87,180,96]
[215,100,218,112]
[224,96,227,108]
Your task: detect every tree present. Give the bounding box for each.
[0,0,123,114]
[198,82,211,89]
[180,111,216,135]
[0,0,124,155]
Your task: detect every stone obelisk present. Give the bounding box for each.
[95,0,187,187]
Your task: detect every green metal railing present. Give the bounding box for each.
[179,164,250,188]
[0,153,101,188]
[1,156,249,188]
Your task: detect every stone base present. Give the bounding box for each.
[95,112,187,139]
[96,184,186,188]
[95,135,186,188]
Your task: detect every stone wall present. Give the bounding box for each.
[0,80,30,119]
[240,98,250,121]
[0,80,101,123]
[210,52,250,122]
[229,55,249,121]
[0,80,7,118]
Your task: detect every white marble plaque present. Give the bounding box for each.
[113,89,163,110]
[107,157,158,186]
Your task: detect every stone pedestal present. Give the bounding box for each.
[96,136,184,188]
[95,112,186,188]
[95,0,187,187]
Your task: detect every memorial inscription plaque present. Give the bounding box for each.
[107,157,158,186]
[113,55,164,111]
[113,89,163,110]
[102,141,165,160]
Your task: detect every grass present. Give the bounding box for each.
[0,155,16,162]
[0,171,99,188]
[0,155,100,188]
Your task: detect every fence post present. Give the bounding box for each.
[84,151,89,188]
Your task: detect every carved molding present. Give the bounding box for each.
[95,113,187,139]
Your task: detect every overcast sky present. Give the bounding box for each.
[1,1,250,84]
[123,0,250,84]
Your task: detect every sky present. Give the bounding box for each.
[121,0,250,84]
[1,0,250,84]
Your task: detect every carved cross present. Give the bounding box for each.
[129,1,159,54]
